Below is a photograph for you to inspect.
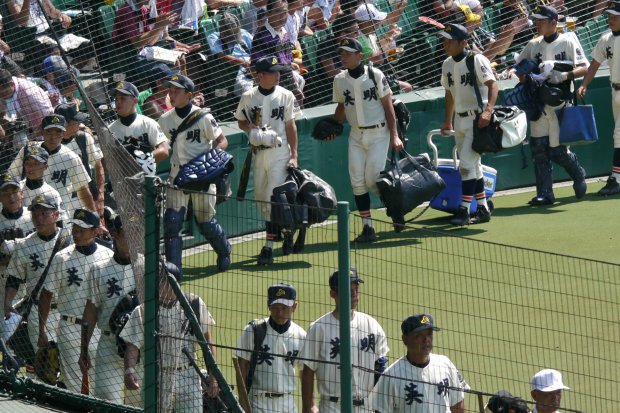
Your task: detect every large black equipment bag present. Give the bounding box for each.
[376,151,445,222]
[108,289,140,358]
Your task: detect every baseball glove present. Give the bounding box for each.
[34,341,60,385]
[311,118,343,141]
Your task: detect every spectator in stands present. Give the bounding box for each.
[0,13,10,57]
[0,68,52,140]
[113,0,179,52]
[143,63,177,120]
[252,0,304,104]
[207,12,254,97]
[454,0,484,16]
[318,14,359,79]
[39,55,69,107]
[530,369,569,413]
[306,0,341,31]
[6,0,72,34]
[242,0,268,35]
[54,68,80,107]
[499,0,536,52]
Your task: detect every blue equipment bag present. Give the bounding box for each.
[556,103,598,146]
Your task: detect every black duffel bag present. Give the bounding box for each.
[376,151,445,223]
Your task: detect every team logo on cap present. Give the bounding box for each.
[275,288,286,297]
[2,175,9,182]
[171,75,179,81]
[421,315,430,324]
[343,39,349,45]
[52,116,61,124]
[76,210,85,218]
[272,57,278,65]
[31,146,40,153]
[34,195,45,203]
[116,82,125,89]
[446,25,452,31]
[534,6,541,13]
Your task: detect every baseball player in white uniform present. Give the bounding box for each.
[234,283,306,413]
[38,208,113,394]
[530,368,570,413]
[0,173,34,325]
[3,194,65,350]
[108,81,169,177]
[20,144,67,223]
[370,313,469,413]
[439,23,498,226]
[8,115,96,219]
[120,266,219,412]
[300,268,389,413]
[235,56,301,265]
[516,5,589,206]
[158,74,232,275]
[578,1,620,196]
[78,209,136,403]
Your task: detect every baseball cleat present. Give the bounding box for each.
[216,253,231,272]
[353,225,377,243]
[598,176,620,196]
[573,177,587,199]
[282,231,294,256]
[450,206,470,226]
[527,194,555,206]
[257,247,274,266]
[470,205,491,224]
[392,216,406,233]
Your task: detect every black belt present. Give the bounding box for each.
[61,315,82,324]
[328,397,364,406]
[612,83,620,91]
[457,110,479,117]
[259,392,287,398]
[102,330,112,336]
[251,144,273,153]
[359,122,385,130]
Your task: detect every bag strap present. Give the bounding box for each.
[246,318,268,392]
[367,63,378,91]
[169,108,212,148]
[466,52,484,112]
[75,132,91,178]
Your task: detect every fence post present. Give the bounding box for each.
[144,176,159,412]
[337,201,352,413]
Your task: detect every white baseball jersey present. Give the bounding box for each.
[9,144,91,217]
[44,244,115,318]
[300,311,389,400]
[158,105,222,179]
[441,53,496,113]
[370,354,469,413]
[517,32,588,75]
[21,179,67,221]
[333,66,391,128]
[109,113,168,172]
[235,85,302,144]
[6,230,61,300]
[592,31,620,83]
[0,208,34,276]
[234,318,307,395]
[63,132,104,169]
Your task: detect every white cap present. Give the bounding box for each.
[531,369,570,392]
[354,4,387,22]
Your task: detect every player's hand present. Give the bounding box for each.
[390,135,404,151]
[79,352,91,374]
[206,375,219,397]
[439,121,454,137]
[125,371,141,390]
[287,157,298,168]
[59,13,72,28]
[302,406,319,413]
[191,92,205,107]
[478,109,493,128]
[38,332,49,349]
[577,85,587,99]
[155,12,178,29]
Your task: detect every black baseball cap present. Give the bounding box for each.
[254,56,286,73]
[531,5,558,20]
[42,114,67,131]
[166,74,195,92]
[438,23,469,41]
[55,102,89,123]
[114,81,139,98]
[329,267,364,290]
[401,313,440,335]
[0,173,21,190]
[485,390,529,413]
[338,37,363,53]
[29,193,59,210]
[70,208,100,228]
[24,143,49,163]
[267,283,297,307]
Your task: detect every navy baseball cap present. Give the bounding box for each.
[338,37,363,53]
[0,173,21,190]
[55,102,89,123]
[438,23,469,41]
[267,283,297,307]
[55,68,77,90]
[531,5,558,20]
[24,143,49,163]
[70,208,100,228]
[114,81,139,98]
[607,1,620,15]
[42,114,67,131]
[29,194,58,210]
[329,267,364,289]
[401,313,440,335]
[254,56,286,73]
[41,55,67,75]
[166,74,195,92]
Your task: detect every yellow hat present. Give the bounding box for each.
[458,5,481,23]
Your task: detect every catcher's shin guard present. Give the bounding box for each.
[198,218,232,272]
[164,207,186,272]
[550,145,587,198]
[529,136,555,205]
